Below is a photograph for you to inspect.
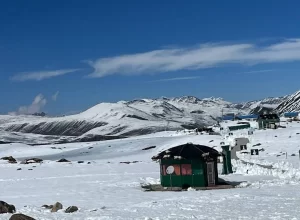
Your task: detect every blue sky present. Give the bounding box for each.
[1,0,300,115]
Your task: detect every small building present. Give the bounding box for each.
[152,143,227,189]
[228,123,250,131]
[231,138,250,159]
[283,112,299,118]
[220,113,237,121]
[257,113,280,129]
[236,114,258,121]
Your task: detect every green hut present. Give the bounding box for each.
[151,143,223,188]
[257,114,280,129]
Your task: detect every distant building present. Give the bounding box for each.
[236,114,258,121]
[257,114,280,129]
[220,113,236,121]
[283,112,299,118]
[228,123,251,131]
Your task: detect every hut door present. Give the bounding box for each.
[206,162,215,186]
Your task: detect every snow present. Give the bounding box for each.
[2,121,300,219]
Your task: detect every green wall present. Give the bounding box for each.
[160,158,218,188]
[258,119,280,129]
[228,124,250,131]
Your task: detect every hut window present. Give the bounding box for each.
[181,164,192,175]
[162,164,181,175]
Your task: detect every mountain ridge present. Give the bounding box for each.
[0,91,298,144]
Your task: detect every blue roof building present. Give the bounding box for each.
[283,112,299,118]
[237,115,258,120]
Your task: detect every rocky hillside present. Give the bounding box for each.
[274,90,300,114]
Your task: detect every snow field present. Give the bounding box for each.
[1,122,300,219]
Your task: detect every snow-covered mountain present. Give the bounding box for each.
[0,92,297,144]
[274,90,300,114]
[0,96,248,144]
[229,96,287,114]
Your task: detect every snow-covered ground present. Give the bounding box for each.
[1,121,300,219]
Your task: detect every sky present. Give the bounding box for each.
[1,0,300,115]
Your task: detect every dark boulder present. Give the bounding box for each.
[9,213,35,220]
[1,156,17,164]
[65,206,79,213]
[57,158,70,163]
[0,201,16,214]
[51,202,63,212]
[20,158,43,164]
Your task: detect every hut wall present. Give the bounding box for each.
[160,158,218,187]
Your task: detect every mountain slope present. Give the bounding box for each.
[274,90,300,114]
[0,96,248,143]
[229,96,287,114]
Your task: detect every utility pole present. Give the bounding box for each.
[221,108,224,122]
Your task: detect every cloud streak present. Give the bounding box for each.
[150,76,201,82]
[52,91,60,101]
[87,38,300,77]
[236,69,274,75]
[11,69,80,81]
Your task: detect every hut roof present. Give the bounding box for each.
[151,143,220,161]
[257,114,279,120]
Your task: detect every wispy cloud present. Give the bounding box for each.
[9,94,47,115]
[236,69,274,75]
[87,38,300,78]
[150,76,201,82]
[11,69,80,81]
[52,91,60,101]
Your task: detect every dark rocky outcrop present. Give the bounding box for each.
[9,214,35,220]
[20,158,43,164]
[142,146,156,151]
[65,206,79,213]
[32,112,46,117]
[4,120,107,136]
[1,156,17,164]
[124,115,148,120]
[0,141,12,144]
[190,110,205,114]
[74,134,126,143]
[250,106,274,115]
[274,90,300,114]
[0,201,16,214]
[57,158,70,163]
